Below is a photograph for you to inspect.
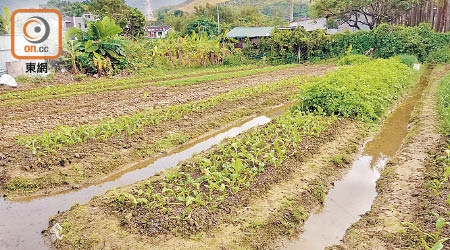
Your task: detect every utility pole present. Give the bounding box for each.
[217,5,220,35]
[290,0,294,23]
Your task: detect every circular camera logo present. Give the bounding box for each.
[23,16,50,44]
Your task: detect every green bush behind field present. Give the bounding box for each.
[258,23,450,64]
[294,58,417,122]
[427,46,450,64]
[328,23,450,62]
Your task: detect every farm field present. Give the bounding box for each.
[1,55,450,250]
[2,0,450,248]
[26,57,447,250]
[0,64,334,199]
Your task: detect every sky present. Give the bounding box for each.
[0,0,187,13]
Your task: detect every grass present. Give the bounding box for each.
[0,64,297,106]
[331,154,351,168]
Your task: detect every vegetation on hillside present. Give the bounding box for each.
[156,3,287,36]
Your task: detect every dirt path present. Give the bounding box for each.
[0,65,333,140]
[329,66,449,250]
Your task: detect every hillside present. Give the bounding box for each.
[173,0,309,19]
[174,0,229,13]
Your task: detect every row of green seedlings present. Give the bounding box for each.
[0,64,295,105]
[113,111,336,220]
[17,75,305,155]
[404,143,450,250]
[403,72,450,250]
[0,65,253,101]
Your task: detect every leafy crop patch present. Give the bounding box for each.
[295,58,417,122]
[108,111,336,236]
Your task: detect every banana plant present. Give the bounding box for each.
[64,17,125,75]
[0,6,11,34]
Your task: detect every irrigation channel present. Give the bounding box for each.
[0,103,293,250]
[282,68,431,250]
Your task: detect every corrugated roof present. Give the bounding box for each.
[226,27,274,39]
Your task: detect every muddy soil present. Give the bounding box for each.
[0,66,256,94]
[0,85,297,198]
[329,66,450,250]
[0,65,333,140]
[47,117,367,250]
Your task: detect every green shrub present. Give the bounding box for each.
[437,73,450,134]
[427,46,450,64]
[326,23,450,62]
[123,39,155,71]
[396,54,418,68]
[223,49,247,66]
[338,54,371,66]
[259,27,331,64]
[295,58,417,122]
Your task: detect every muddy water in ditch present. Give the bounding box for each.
[0,103,293,250]
[282,69,432,250]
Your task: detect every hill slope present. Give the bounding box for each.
[173,0,309,19]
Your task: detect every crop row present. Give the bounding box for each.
[296,58,417,122]
[407,71,450,249]
[437,72,450,134]
[112,110,335,221]
[0,64,296,106]
[17,74,305,155]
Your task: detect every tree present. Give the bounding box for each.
[123,8,146,37]
[44,0,89,16]
[86,0,146,37]
[311,0,422,30]
[186,18,217,36]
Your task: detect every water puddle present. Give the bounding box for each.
[282,69,431,250]
[0,102,294,250]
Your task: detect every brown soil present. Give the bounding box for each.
[329,65,450,250]
[0,84,297,199]
[46,118,368,250]
[0,65,333,139]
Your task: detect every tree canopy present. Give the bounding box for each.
[44,0,146,37]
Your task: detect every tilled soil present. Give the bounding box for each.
[0,85,297,198]
[0,65,334,140]
[47,117,366,250]
[329,66,450,250]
